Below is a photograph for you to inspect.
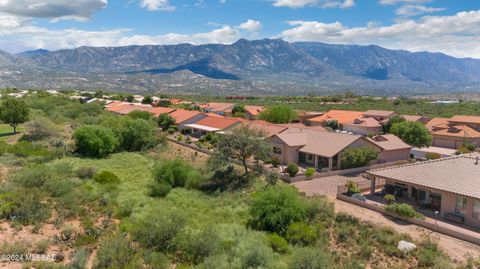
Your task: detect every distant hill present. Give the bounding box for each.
[17,49,50,58]
[3,39,480,95]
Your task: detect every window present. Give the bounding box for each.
[273,146,282,155]
[473,200,480,220]
[307,154,313,161]
[455,196,468,215]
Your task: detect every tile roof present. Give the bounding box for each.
[343,118,382,128]
[366,134,412,151]
[402,115,427,123]
[194,116,241,130]
[246,121,287,137]
[169,109,203,124]
[367,156,480,199]
[426,118,450,131]
[245,105,265,116]
[308,110,365,125]
[363,110,396,117]
[274,129,366,158]
[449,115,480,125]
[431,125,480,138]
[150,107,176,117]
[276,123,328,132]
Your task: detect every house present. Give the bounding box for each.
[296,111,324,123]
[427,116,480,149]
[276,123,328,133]
[246,121,288,137]
[105,102,153,115]
[267,129,380,171]
[169,109,206,126]
[150,107,177,117]
[363,110,397,124]
[244,105,265,120]
[307,110,365,127]
[343,118,383,136]
[181,116,241,137]
[402,115,430,124]
[200,102,235,116]
[132,95,144,103]
[367,155,480,228]
[366,134,412,163]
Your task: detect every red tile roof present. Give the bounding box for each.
[169,109,203,124]
[194,116,241,130]
[308,110,365,125]
[245,105,265,116]
[150,107,176,117]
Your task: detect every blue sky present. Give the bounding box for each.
[0,0,479,58]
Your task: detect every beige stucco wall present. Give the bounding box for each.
[432,134,480,149]
[384,179,480,228]
[267,136,300,165]
[378,148,411,163]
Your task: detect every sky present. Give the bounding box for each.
[0,0,479,58]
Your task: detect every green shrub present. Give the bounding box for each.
[286,163,299,177]
[95,234,141,269]
[131,210,186,251]
[75,166,97,179]
[345,180,360,195]
[285,222,317,246]
[157,113,176,131]
[23,116,59,141]
[425,152,441,160]
[73,125,118,158]
[0,188,50,225]
[8,141,52,158]
[271,157,280,167]
[153,159,199,188]
[167,128,176,135]
[117,118,156,151]
[173,226,220,264]
[288,247,333,269]
[143,251,169,269]
[248,186,309,235]
[69,248,90,269]
[93,171,121,185]
[34,239,50,254]
[127,110,153,120]
[304,167,315,178]
[341,147,378,169]
[149,181,172,198]
[384,194,395,204]
[265,171,279,186]
[0,141,8,155]
[385,203,424,219]
[0,240,30,256]
[267,233,289,253]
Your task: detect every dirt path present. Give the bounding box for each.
[334,199,480,263]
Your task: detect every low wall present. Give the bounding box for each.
[337,194,480,246]
[282,161,406,183]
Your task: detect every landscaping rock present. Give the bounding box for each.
[397,240,417,252]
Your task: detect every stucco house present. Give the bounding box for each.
[367,155,480,228]
[267,129,381,171]
[363,110,397,124]
[244,105,265,120]
[427,116,480,149]
[343,118,383,135]
[200,102,235,116]
[307,110,365,127]
[402,115,430,124]
[366,134,412,163]
[181,116,241,137]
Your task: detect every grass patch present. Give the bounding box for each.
[0,124,25,142]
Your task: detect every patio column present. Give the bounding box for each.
[328,157,333,171]
[314,155,319,169]
[370,176,376,195]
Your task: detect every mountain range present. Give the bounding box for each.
[0,38,479,95]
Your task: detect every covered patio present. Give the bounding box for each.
[298,151,341,171]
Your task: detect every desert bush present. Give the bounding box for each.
[76,166,97,179]
[68,248,90,269]
[127,110,153,120]
[345,180,360,195]
[173,226,220,264]
[248,186,308,235]
[93,171,121,185]
[143,251,169,269]
[425,152,441,160]
[304,167,315,178]
[23,116,60,141]
[265,171,279,186]
[385,203,423,219]
[8,141,52,159]
[0,240,30,256]
[131,210,186,252]
[288,247,333,269]
[286,163,299,177]
[153,159,200,188]
[149,181,173,198]
[73,125,118,158]
[0,188,50,225]
[117,118,156,151]
[95,234,141,269]
[266,233,289,253]
[286,222,317,246]
[384,194,395,204]
[271,157,280,167]
[34,239,50,254]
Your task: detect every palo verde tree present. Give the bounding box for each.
[215,125,270,175]
[0,97,30,134]
[259,105,297,124]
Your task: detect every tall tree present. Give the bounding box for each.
[259,105,297,124]
[384,115,406,133]
[390,121,432,148]
[0,98,30,134]
[215,125,270,175]
[157,113,176,131]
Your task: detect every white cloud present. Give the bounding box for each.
[272,0,355,9]
[238,19,262,32]
[396,4,445,17]
[280,10,480,58]
[139,0,175,12]
[379,0,431,5]
[0,0,107,21]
